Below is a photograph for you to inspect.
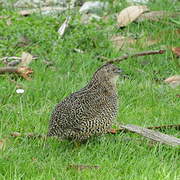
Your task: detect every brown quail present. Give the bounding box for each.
[48,64,122,141]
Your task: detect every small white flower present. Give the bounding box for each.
[16,89,25,94]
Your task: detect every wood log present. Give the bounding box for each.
[120,124,180,147]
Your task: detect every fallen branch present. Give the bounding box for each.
[0,67,18,74]
[98,49,165,64]
[119,124,180,147]
[0,66,33,80]
[108,124,180,134]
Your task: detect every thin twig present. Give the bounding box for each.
[98,49,166,63]
[0,67,18,74]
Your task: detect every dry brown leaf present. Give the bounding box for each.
[107,129,119,134]
[68,164,100,171]
[20,52,33,67]
[172,47,180,57]
[117,5,149,27]
[164,75,180,88]
[136,11,180,22]
[111,35,136,49]
[17,66,33,80]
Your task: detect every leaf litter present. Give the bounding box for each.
[117,5,149,27]
[164,75,180,88]
[0,52,34,80]
[172,47,180,58]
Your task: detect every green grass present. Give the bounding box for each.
[0,0,180,179]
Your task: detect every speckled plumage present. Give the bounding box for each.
[48,64,122,141]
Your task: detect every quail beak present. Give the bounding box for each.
[115,68,123,74]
